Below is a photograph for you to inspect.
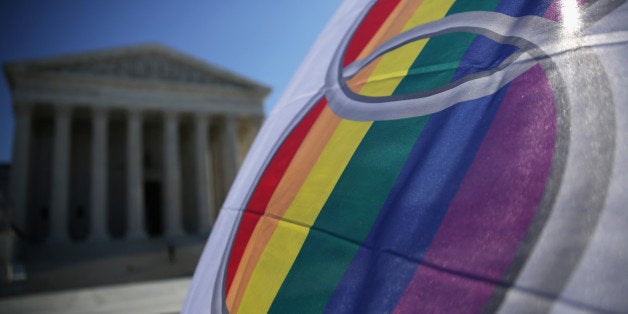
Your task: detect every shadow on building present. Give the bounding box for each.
[0,44,269,296]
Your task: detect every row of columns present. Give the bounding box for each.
[11,104,240,242]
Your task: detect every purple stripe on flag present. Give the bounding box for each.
[545,0,589,21]
[394,64,556,313]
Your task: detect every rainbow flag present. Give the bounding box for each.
[184,0,628,313]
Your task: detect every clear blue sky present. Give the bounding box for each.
[0,0,343,163]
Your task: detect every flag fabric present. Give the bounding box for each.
[183,0,628,313]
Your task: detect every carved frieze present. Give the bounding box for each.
[41,54,246,88]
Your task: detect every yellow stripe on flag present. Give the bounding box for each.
[359,0,456,96]
[237,119,371,313]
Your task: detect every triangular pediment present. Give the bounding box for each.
[5,44,269,95]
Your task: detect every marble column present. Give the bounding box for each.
[89,108,109,241]
[126,110,146,240]
[194,114,214,233]
[252,115,265,135]
[163,111,183,237]
[222,115,239,190]
[9,104,32,233]
[50,106,72,242]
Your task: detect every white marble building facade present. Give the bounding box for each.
[4,44,269,243]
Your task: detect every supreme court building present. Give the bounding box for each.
[4,44,269,244]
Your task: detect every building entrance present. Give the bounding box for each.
[144,181,162,237]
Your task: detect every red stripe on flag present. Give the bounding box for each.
[343,0,402,67]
